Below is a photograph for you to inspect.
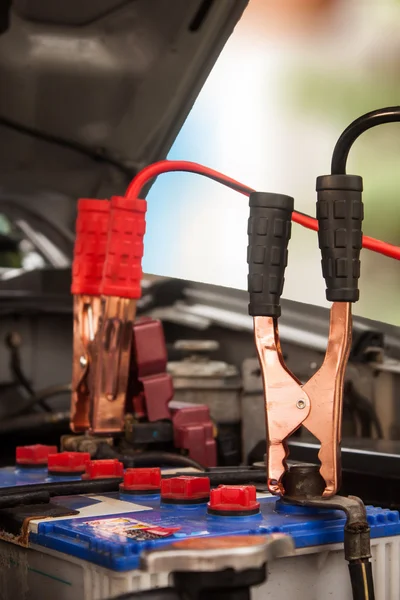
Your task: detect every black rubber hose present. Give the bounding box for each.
[95,443,205,471]
[348,560,375,600]
[164,470,267,486]
[0,477,122,499]
[1,384,71,422]
[20,383,71,415]
[5,332,51,413]
[0,490,50,510]
[331,106,400,174]
[0,410,69,434]
[131,453,204,470]
[344,381,383,439]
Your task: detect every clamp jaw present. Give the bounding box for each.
[248,176,363,497]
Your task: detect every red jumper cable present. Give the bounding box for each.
[125,159,400,262]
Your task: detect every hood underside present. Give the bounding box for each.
[0,0,248,207]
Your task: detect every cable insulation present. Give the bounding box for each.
[95,443,205,471]
[348,560,375,600]
[331,106,400,175]
[125,160,400,261]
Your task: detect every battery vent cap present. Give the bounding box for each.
[82,459,124,480]
[161,476,210,504]
[48,452,91,476]
[208,485,260,516]
[120,467,162,495]
[16,444,58,468]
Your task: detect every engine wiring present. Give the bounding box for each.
[125,159,400,261]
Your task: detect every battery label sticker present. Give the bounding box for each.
[82,517,181,541]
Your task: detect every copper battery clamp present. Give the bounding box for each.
[70,196,146,435]
[253,302,351,497]
[89,196,146,434]
[247,177,363,497]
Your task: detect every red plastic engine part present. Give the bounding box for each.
[129,318,173,422]
[126,317,216,467]
[171,405,217,468]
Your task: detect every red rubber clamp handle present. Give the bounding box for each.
[71,199,110,296]
[101,196,147,299]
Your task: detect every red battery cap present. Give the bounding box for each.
[82,459,124,480]
[208,485,260,516]
[120,468,162,494]
[48,452,91,475]
[16,444,58,467]
[161,476,210,504]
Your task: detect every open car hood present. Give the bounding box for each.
[0,0,248,205]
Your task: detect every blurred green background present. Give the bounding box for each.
[284,0,400,324]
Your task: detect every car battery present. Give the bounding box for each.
[0,476,400,600]
[0,452,399,600]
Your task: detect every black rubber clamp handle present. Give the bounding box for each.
[247,192,294,318]
[316,174,363,303]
